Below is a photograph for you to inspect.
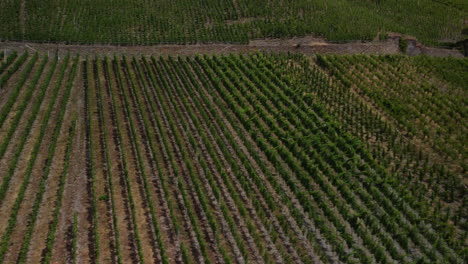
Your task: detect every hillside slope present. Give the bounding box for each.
[0,0,466,45]
[0,53,465,263]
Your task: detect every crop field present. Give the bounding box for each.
[0,52,465,264]
[0,0,466,45]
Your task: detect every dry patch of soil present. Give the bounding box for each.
[0,34,463,58]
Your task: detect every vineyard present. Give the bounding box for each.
[0,51,465,263]
[0,0,466,45]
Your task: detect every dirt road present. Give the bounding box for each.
[0,35,463,58]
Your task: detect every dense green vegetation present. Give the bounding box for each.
[0,0,465,45]
[315,55,467,167]
[0,52,465,263]
[276,53,467,251]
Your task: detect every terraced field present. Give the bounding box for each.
[0,52,466,263]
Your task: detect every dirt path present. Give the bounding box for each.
[19,0,26,35]
[230,0,242,18]
[0,35,463,57]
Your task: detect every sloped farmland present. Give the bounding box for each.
[0,52,465,264]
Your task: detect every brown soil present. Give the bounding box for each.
[24,82,78,263]
[0,35,463,58]
[0,56,49,168]
[0,55,32,106]
[86,60,117,264]
[49,62,91,264]
[104,61,143,264]
[20,0,26,35]
[0,58,72,263]
[224,17,263,26]
[113,59,159,263]
[0,59,54,238]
